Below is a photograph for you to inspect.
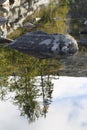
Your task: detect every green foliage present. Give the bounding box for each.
[59,0,69,5]
[0,45,61,77]
[34,2,69,34]
[7,27,26,40]
[59,0,75,5]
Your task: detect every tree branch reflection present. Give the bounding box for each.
[0,49,59,122]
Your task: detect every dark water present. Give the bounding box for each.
[0,1,87,130]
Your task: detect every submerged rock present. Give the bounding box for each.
[7,30,78,58]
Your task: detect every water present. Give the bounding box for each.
[0,0,87,129]
[0,77,87,130]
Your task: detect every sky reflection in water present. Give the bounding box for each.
[0,76,87,130]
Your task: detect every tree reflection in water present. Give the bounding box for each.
[0,48,59,122]
[10,74,54,122]
[0,0,64,121]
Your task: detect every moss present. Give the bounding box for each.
[7,27,26,40]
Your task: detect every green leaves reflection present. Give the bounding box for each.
[0,48,60,122]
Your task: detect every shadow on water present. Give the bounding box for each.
[0,0,87,124]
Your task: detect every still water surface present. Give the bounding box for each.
[0,77,87,130]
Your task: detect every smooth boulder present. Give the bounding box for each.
[7,30,78,58]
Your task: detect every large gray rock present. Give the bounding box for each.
[0,0,7,5]
[0,16,7,25]
[7,30,78,58]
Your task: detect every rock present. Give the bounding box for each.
[0,0,7,5]
[0,7,8,13]
[84,20,87,25]
[23,22,36,29]
[7,30,78,58]
[0,16,7,25]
